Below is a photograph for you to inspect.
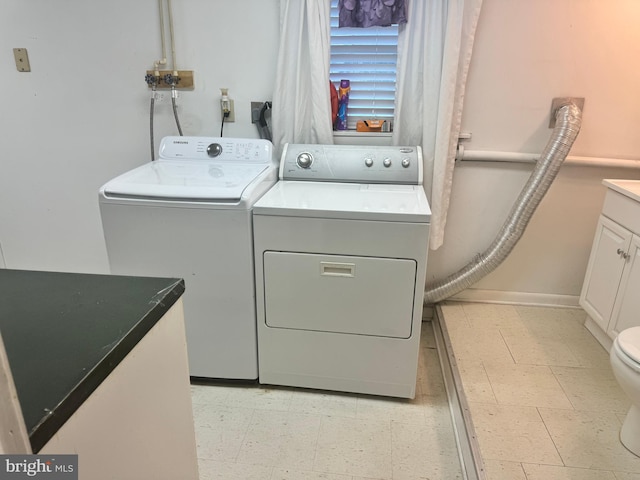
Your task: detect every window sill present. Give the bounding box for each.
[332,130,393,146]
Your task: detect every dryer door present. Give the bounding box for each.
[263,251,416,338]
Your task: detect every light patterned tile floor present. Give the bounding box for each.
[440,302,638,480]
[191,321,464,480]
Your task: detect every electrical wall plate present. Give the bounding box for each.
[221,99,235,123]
[251,102,263,124]
[145,70,194,89]
[13,48,31,72]
[549,97,585,128]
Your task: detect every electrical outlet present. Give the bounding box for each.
[251,101,272,125]
[221,99,235,123]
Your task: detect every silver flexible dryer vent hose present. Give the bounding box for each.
[424,102,583,304]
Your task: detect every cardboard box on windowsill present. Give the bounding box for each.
[356,120,387,132]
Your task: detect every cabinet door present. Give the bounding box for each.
[579,216,632,332]
[609,234,640,338]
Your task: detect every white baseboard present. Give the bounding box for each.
[426,288,581,308]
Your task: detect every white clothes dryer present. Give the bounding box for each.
[253,144,430,398]
[99,136,277,379]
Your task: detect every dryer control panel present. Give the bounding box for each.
[279,144,423,185]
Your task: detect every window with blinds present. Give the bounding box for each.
[330,0,399,130]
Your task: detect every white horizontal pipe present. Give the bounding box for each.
[456,148,640,169]
[565,155,640,169]
[457,150,538,163]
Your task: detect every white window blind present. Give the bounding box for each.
[330,0,399,130]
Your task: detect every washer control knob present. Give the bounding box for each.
[383,158,392,168]
[296,152,313,169]
[401,158,411,168]
[364,158,373,167]
[207,143,223,157]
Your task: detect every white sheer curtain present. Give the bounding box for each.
[393,0,483,250]
[272,0,334,156]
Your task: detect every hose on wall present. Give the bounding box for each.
[149,86,156,161]
[171,87,184,136]
[423,102,583,304]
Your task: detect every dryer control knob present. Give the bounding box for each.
[207,143,223,157]
[364,158,373,167]
[383,158,392,168]
[401,158,411,168]
[297,152,313,169]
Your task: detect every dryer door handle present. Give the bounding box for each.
[320,262,356,278]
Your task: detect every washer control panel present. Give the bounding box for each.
[158,136,273,163]
[280,144,422,185]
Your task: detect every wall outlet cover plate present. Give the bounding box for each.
[13,48,31,72]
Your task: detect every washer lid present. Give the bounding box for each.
[102,160,269,201]
[253,181,431,223]
[618,326,640,363]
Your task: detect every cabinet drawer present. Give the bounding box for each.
[603,190,640,235]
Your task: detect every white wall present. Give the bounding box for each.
[2,0,640,304]
[426,0,640,304]
[0,0,279,273]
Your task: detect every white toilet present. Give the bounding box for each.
[610,326,640,456]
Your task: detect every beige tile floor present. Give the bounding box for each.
[191,322,463,480]
[440,302,640,480]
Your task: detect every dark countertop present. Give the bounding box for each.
[0,269,185,452]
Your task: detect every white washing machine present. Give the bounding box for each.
[253,144,430,398]
[99,136,277,379]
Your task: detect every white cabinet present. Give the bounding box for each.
[580,216,632,331]
[40,300,199,480]
[580,179,640,350]
[610,235,640,338]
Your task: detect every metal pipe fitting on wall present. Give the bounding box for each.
[424,101,583,304]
